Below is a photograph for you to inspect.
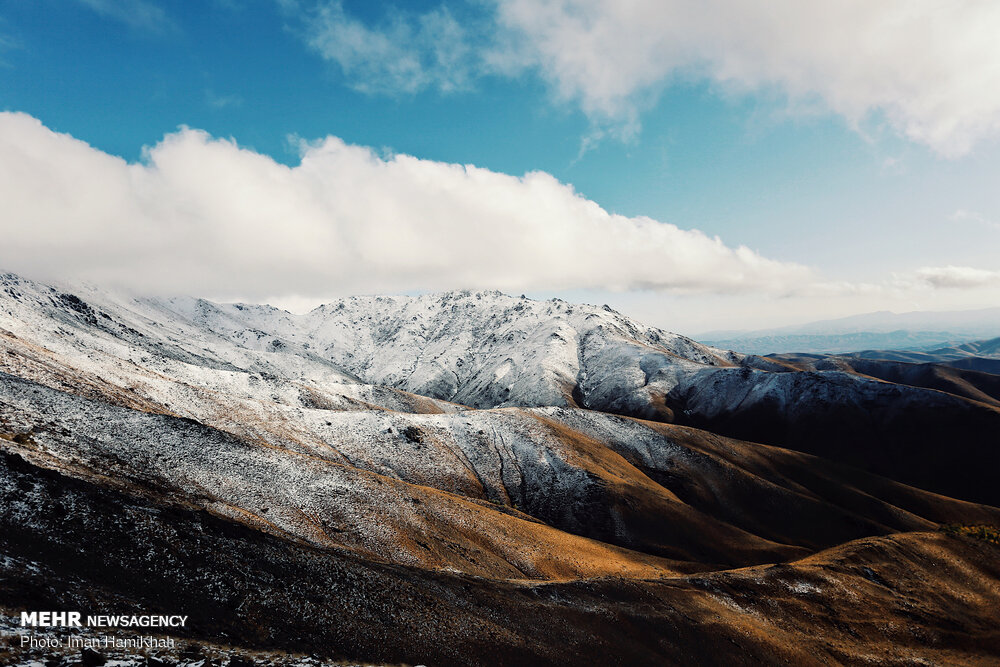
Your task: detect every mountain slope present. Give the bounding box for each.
[136,285,1000,505]
[3,272,1000,664]
[156,289,738,414]
[755,352,1000,406]
[14,368,998,573]
[3,273,999,506]
[4,446,1000,666]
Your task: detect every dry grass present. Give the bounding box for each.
[941,523,1000,546]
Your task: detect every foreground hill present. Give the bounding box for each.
[2,272,999,664]
[6,371,1000,576]
[3,446,999,665]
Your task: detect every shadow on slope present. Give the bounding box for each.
[2,449,999,666]
[658,366,1000,507]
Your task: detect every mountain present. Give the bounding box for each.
[2,272,1000,665]
[751,351,1000,406]
[156,289,738,416]
[700,306,1000,354]
[141,287,1000,506]
[845,336,1000,371]
[768,306,1000,335]
[700,330,968,355]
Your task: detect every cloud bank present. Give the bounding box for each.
[292,1,1000,156]
[913,266,1000,290]
[0,112,809,300]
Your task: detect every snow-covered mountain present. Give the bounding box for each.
[0,273,741,436]
[3,272,999,504]
[155,289,739,413]
[3,271,1000,664]
[152,288,1000,506]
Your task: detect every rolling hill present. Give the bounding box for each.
[2,272,999,665]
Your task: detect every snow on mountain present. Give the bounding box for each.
[5,270,1000,665]
[2,271,999,508]
[151,289,740,415]
[0,273,464,454]
[145,286,997,506]
[0,274,743,430]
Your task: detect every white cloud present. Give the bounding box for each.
[495,0,1000,156]
[290,1,1000,156]
[0,112,810,300]
[296,1,476,95]
[913,265,1000,289]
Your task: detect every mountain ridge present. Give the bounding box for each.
[3,271,999,504]
[699,306,1000,355]
[3,271,1000,664]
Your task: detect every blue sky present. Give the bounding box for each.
[1,1,999,333]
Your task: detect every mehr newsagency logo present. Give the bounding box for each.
[21,611,188,628]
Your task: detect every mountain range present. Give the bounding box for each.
[700,306,1000,354]
[2,272,999,666]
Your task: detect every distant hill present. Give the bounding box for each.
[700,307,1000,354]
[848,336,1000,364]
